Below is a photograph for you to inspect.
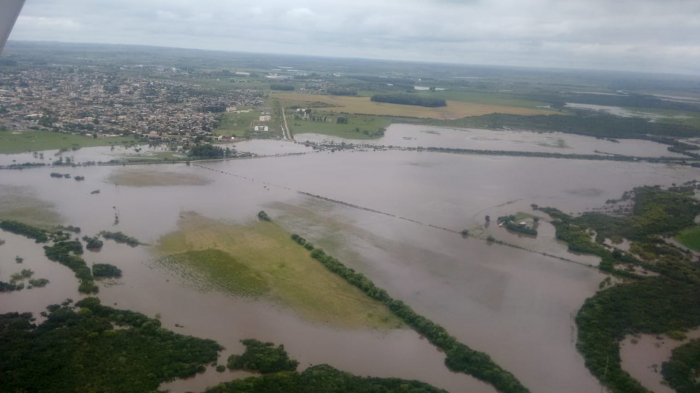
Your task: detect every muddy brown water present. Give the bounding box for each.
[1,146,699,392]
[297,123,688,158]
[620,330,700,393]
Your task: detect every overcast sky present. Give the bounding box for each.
[8,0,700,75]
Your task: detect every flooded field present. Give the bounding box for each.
[297,123,687,158]
[1,141,699,392]
[620,330,700,393]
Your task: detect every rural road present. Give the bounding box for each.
[281,107,294,141]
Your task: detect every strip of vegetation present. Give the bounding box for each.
[92,263,122,278]
[540,183,700,392]
[188,144,236,159]
[99,231,140,247]
[227,339,299,373]
[0,297,222,392]
[423,112,700,140]
[291,233,315,250]
[0,220,49,242]
[44,240,98,293]
[290,243,529,392]
[208,363,446,393]
[662,339,700,393]
[371,93,447,107]
[270,84,294,91]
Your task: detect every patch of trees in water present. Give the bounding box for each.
[0,297,222,392]
[498,215,538,236]
[206,364,447,393]
[288,241,529,392]
[0,269,49,292]
[189,144,236,159]
[99,231,140,247]
[540,183,700,392]
[662,339,700,393]
[92,263,122,278]
[82,235,103,250]
[227,339,299,374]
[44,239,99,294]
[371,93,447,107]
[0,221,101,293]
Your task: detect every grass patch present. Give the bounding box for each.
[215,110,260,137]
[107,169,211,187]
[274,93,557,120]
[166,249,269,296]
[287,111,391,139]
[157,213,401,329]
[0,130,135,154]
[676,225,700,251]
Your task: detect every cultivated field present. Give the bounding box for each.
[274,93,557,120]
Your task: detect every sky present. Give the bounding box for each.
[8,0,700,75]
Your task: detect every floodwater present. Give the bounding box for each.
[296,123,686,158]
[0,143,180,166]
[1,141,699,392]
[620,330,700,393]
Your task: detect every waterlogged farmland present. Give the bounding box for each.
[3,44,700,391]
[2,129,699,392]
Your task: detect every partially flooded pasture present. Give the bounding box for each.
[1,144,698,392]
[297,123,688,158]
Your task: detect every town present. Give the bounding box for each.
[0,67,265,146]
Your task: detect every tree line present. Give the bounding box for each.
[286,242,530,393]
[371,94,447,107]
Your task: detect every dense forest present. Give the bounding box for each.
[371,94,447,107]
[227,339,299,373]
[207,364,446,393]
[540,184,700,392]
[662,339,700,393]
[294,243,529,393]
[92,263,122,278]
[0,298,222,392]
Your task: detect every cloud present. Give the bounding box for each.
[7,0,700,75]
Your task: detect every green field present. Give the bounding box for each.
[158,213,401,329]
[0,130,135,154]
[415,90,554,110]
[676,225,700,251]
[287,111,392,139]
[214,110,259,137]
